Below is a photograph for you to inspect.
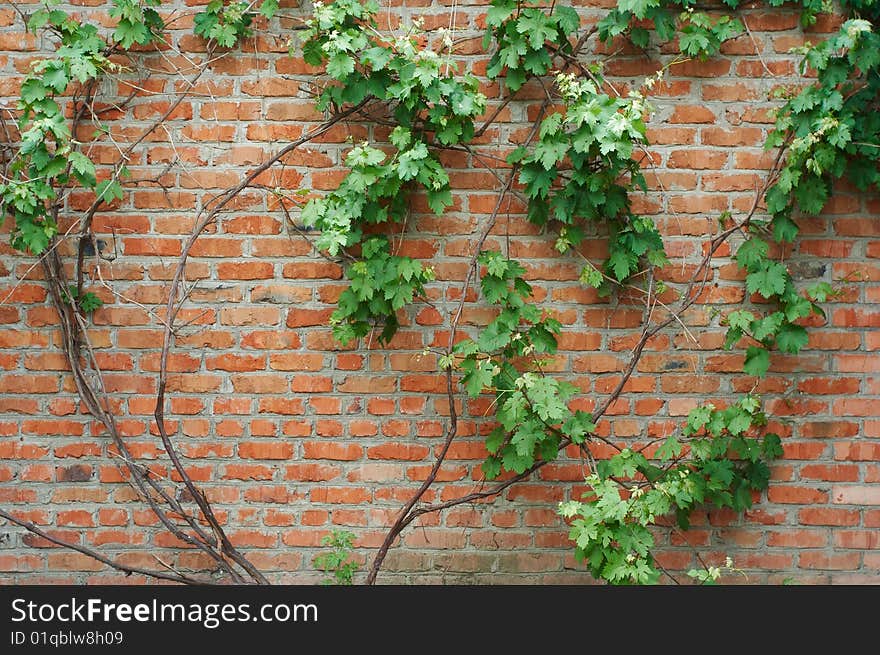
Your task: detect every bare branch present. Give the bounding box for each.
[0,509,212,585]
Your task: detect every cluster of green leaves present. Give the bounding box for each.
[108,0,163,49]
[299,1,486,343]
[481,3,665,286]
[512,72,667,287]
[723,237,831,376]
[600,0,830,57]
[313,530,359,585]
[302,131,450,254]
[483,0,581,92]
[686,556,740,584]
[302,0,485,144]
[450,256,785,585]
[451,252,596,478]
[0,1,162,256]
[845,0,880,21]
[676,12,744,59]
[766,16,879,211]
[559,396,782,584]
[330,234,436,344]
[61,284,103,314]
[725,12,879,377]
[599,2,741,58]
[193,0,279,47]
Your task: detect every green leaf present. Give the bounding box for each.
[481,456,502,480]
[17,219,55,255]
[807,282,833,303]
[426,188,452,214]
[327,52,355,79]
[463,360,495,397]
[726,310,755,332]
[533,139,568,170]
[20,79,48,105]
[656,435,682,461]
[482,251,509,278]
[259,0,279,18]
[519,164,555,199]
[630,27,650,49]
[486,0,516,27]
[114,18,153,48]
[686,405,713,433]
[77,291,103,313]
[27,9,52,33]
[598,10,630,42]
[68,151,96,187]
[761,433,783,459]
[539,113,563,140]
[771,214,799,243]
[679,30,712,57]
[746,262,788,299]
[794,178,828,215]
[42,66,69,93]
[736,238,769,271]
[516,9,558,50]
[743,346,771,377]
[481,275,509,304]
[726,411,752,436]
[95,179,124,203]
[485,427,506,455]
[775,323,808,354]
[618,0,656,20]
[37,155,67,178]
[555,6,580,35]
[580,266,604,289]
[608,249,635,281]
[502,445,534,474]
[751,312,784,342]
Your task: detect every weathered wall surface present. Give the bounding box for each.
[0,0,878,584]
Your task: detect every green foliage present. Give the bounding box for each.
[600,0,831,56]
[483,0,581,91]
[2,4,129,254]
[302,0,485,143]
[194,0,278,47]
[723,234,820,377]
[560,396,782,584]
[313,530,359,585]
[452,252,587,478]
[62,285,104,314]
[677,13,743,60]
[329,236,436,344]
[1,1,172,255]
[484,15,665,290]
[109,0,164,49]
[766,17,880,203]
[726,11,879,379]
[299,2,486,342]
[515,72,667,287]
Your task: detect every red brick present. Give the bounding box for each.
[238,442,294,460]
[302,442,362,461]
[798,508,860,526]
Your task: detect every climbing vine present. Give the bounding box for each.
[0,0,878,585]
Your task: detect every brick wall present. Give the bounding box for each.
[0,1,878,584]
